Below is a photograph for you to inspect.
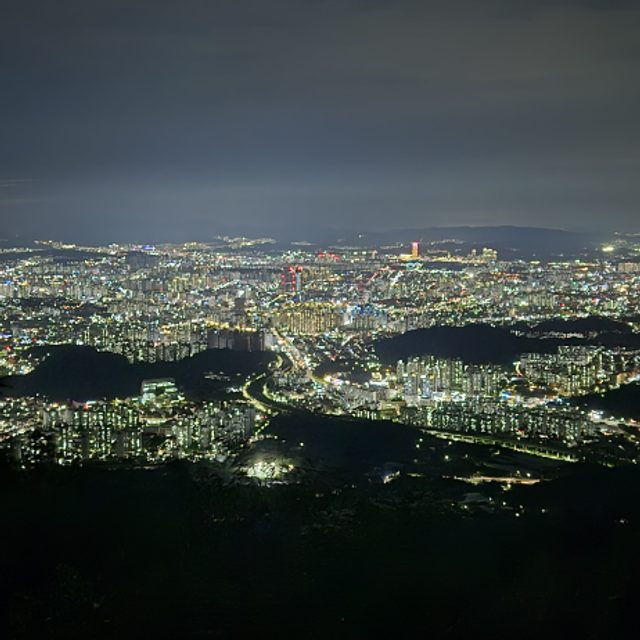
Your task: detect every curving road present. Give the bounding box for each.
[242,352,294,414]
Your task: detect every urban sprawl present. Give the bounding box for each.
[2,235,640,476]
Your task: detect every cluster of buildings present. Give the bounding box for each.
[395,356,507,404]
[518,346,640,396]
[415,403,595,442]
[2,234,640,465]
[2,378,262,468]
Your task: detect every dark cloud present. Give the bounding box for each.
[1,0,639,242]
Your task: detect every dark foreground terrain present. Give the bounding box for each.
[2,340,639,638]
[2,453,639,639]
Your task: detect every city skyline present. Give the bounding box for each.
[3,3,640,637]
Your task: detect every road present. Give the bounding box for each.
[422,429,580,462]
[242,352,294,414]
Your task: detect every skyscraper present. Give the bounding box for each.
[281,265,303,297]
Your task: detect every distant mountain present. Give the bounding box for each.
[334,225,600,257]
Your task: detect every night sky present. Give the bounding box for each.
[1,0,639,243]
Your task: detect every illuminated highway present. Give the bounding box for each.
[422,429,580,462]
[243,352,294,414]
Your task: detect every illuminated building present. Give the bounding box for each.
[140,378,179,403]
[281,265,304,296]
[207,328,266,351]
[272,302,343,335]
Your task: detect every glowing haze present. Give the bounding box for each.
[1,0,639,243]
